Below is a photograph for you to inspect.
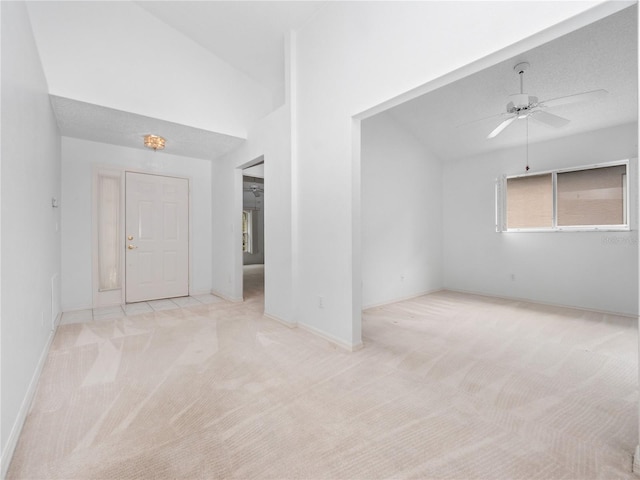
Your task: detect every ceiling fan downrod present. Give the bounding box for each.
[515,62,529,94]
[510,62,534,113]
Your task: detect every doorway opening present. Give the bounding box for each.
[352,4,634,349]
[241,162,265,305]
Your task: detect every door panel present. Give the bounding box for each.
[125,172,189,302]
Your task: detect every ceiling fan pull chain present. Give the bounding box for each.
[525,117,530,172]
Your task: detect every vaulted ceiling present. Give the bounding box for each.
[385,4,638,161]
[26,1,325,160]
[135,1,325,106]
[26,1,637,162]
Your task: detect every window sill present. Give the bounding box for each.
[500,226,631,233]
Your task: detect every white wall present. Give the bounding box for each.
[210,13,294,310]
[443,123,638,316]
[212,104,293,322]
[361,112,443,308]
[211,157,238,300]
[243,164,265,178]
[61,137,213,311]
[26,1,273,138]
[1,1,62,474]
[293,1,610,348]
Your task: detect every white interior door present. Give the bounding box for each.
[125,172,189,303]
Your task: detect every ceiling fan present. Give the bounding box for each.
[243,183,263,197]
[484,62,608,139]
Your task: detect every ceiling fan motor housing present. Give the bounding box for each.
[507,93,538,112]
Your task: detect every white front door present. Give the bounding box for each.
[125,172,189,303]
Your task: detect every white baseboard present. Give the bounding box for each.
[1,327,57,479]
[53,312,62,330]
[263,312,297,328]
[443,287,638,319]
[210,289,243,303]
[363,288,444,310]
[297,321,363,352]
[189,289,212,297]
[262,313,362,351]
[60,303,93,313]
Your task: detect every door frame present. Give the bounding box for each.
[91,165,192,307]
[234,156,265,301]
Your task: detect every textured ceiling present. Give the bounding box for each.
[50,96,244,160]
[385,4,638,161]
[135,1,326,104]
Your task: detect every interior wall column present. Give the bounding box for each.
[635,120,640,476]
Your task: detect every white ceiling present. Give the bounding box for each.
[134,1,326,104]
[42,1,326,160]
[385,4,638,161]
[44,2,636,162]
[50,96,245,160]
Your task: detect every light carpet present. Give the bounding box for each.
[7,266,638,479]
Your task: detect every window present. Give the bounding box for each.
[557,165,626,226]
[499,161,629,232]
[506,173,553,229]
[242,210,253,253]
[97,173,121,290]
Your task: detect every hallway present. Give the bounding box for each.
[242,264,265,304]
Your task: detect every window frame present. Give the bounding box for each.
[497,159,630,233]
[242,209,253,253]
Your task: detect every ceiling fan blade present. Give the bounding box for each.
[487,115,517,139]
[457,111,508,128]
[539,89,608,108]
[529,110,570,128]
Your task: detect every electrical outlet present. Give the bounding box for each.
[318,296,324,309]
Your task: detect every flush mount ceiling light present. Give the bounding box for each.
[144,134,165,151]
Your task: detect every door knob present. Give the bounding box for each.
[128,244,137,250]
[127,235,134,240]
